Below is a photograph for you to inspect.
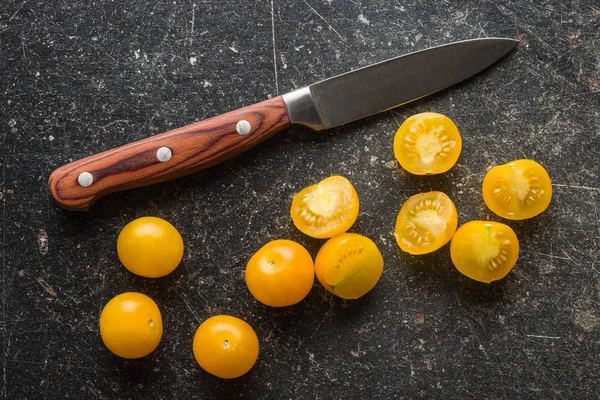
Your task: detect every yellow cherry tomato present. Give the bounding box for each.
[245,240,315,307]
[394,191,458,255]
[290,175,359,239]
[193,315,259,379]
[315,233,383,299]
[482,159,552,220]
[117,216,184,278]
[450,221,519,283]
[99,292,163,359]
[393,112,462,175]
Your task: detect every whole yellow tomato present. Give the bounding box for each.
[482,159,552,220]
[450,221,519,283]
[245,239,314,307]
[394,112,462,175]
[117,216,184,278]
[193,315,259,379]
[99,292,163,359]
[290,175,359,239]
[315,233,384,299]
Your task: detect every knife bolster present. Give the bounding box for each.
[282,87,325,131]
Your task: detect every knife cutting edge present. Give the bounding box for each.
[48,38,518,211]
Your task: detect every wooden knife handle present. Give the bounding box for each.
[48,96,291,211]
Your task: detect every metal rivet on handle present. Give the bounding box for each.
[236,120,251,135]
[78,172,93,187]
[156,147,172,162]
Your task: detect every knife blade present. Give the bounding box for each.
[48,38,518,211]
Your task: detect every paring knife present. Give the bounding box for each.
[48,38,518,211]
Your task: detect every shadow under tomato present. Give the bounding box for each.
[103,352,178,396]
[245,277,380,336]
[393,242,508,306]
[190,367,259,400]
[451,273,510,306]
[398,171,457,196]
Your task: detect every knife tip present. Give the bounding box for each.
[497,37,521,49]
[508,38,521,47]
[485,37,520,57]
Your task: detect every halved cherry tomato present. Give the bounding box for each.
[99,292,163,359]
[482,159,552,220]
[193,315,259,379]
[450,221,519,283]
[117,216,184,278]
[245,239,314,307]
[394,191,458,255]
[315,233,383,299]
[394,112,462,175]
[290,176,359,239]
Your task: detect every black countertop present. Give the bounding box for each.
[2,1,599,399]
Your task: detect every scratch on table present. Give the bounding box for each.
[190,3,196,47]
[493,77,521,92]
[241,210,255,241]
[537,251,574,262]
[393,0,426,38]
[554,71,579,89]
[562,90,600,98]
[388,112,402,127]
[1,132,6,397]
[455,10,490,39]
[592,203,600,233]
[552,183,600,191]
[9,0,29,21]
[526,334,562,339]
[524,26,561,56]
[539,111,561,135]
[302,0,346,43]
[2,329,13,396]
[270,0,279,94]
[495,3,562,55]
[181,293,201,324]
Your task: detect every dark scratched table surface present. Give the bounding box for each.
[1,0,599,399]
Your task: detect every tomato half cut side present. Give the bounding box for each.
[482,159,552,220]
[450,221,519,283]
[290,175,359,239]
[393,112,462,175]
[394,191,458,255]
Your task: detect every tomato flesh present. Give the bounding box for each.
[193,315,259,379]
[291,175,359,239]
[315,233,383,299]
[394,112,462,175]
[450,221,519,283]
[245,239,315,307]
[394,191,458,255]
[482,159,552,220]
